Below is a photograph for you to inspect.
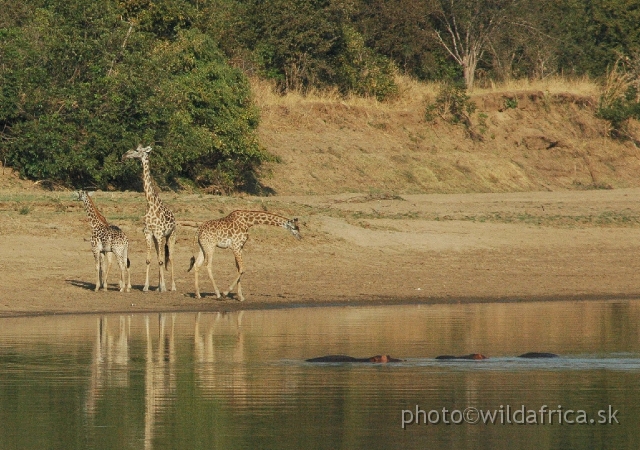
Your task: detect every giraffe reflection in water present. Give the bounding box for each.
[194,312,247,405]
[85,312,246,449]
[84,314,177,449]
[144,314,177,450]
[85,316,131,416]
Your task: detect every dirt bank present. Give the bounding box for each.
[257,83,640,196]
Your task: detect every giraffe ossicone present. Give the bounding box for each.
[187,210,301,301]
[75,190,131,292]
[122,144,177,292]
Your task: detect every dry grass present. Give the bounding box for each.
[251,77,345,107]
[599,58,640,109]
[252,71,640,196]
[251,75,601,113]
[251,75,443,114]
[473,75,600,97]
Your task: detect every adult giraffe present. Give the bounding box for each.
[187,210,301,301]
[122,145,177,292]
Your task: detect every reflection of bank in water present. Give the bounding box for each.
[306,354,404,363]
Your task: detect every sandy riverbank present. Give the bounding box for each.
[1,187,639,317]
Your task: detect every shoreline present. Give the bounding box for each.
[2,292,639,319]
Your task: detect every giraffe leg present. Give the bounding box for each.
[193,249,205,299]
[103,252,113,291]
[124,244,131,292]
[117,256,125,292]
[143,231,154,292]
[224,249,245,302]
[205,248,221,299]
[156,235,167,292]
[167,231,177,291]
[114,246,128,292]
[93,248,102,292]
[236,279,244,302]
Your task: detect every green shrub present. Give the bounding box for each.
[504,96,518,109]
[597,87,640,138]
[231,0,396,99]
[425,82,476,124]
[336,26,397,100]
[596,57,640,138]
[239,0,343,93]
[425,82,483,140]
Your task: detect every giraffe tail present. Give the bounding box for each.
[127,258,131,269]
[187,228,200,273]
[164,243,170,269]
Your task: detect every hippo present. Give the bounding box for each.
[306,354,404,363]
[518,352,559,358]
[435,353,488,360]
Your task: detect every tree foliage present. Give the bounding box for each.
[214,0,398,98]
[356,0,640,88]
[2,0,640,190]
[352,0,455,81]
[0,0,267,192]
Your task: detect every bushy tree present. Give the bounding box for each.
[539,0,640,77]
[335,25,398,99]
[138,29,265,191]
[228,0,397,98]
[0,0,268,192]
[353,0,456,81]
[237,0,342,92]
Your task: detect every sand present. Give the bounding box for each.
[1,186,639,317]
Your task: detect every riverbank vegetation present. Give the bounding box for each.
[1,0,640,193]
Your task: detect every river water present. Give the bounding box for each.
[0,300,639,449]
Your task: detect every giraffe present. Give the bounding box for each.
[75,190,131,292]
[187,210,301,301]
[122,145,177,292]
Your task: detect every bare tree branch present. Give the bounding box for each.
[430,0,520,89]
[107,22,134,77]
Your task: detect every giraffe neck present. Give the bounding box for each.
[235,211,289,229]
[140,155,163,212]
[82,195,109,230]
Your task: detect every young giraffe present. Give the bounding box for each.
[122,145,177,292]
[187,210,301,301]
[76,190,131,292]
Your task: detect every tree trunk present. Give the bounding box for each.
[463,53,478,91]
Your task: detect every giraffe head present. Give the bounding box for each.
[74,189,91,202]
[285,218,302,240]
[122,144,153,162]
[75,190,109,226]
